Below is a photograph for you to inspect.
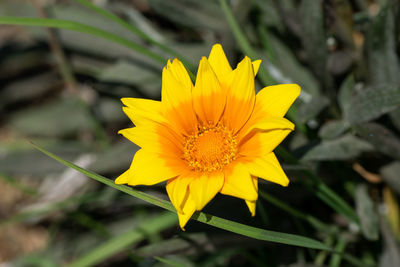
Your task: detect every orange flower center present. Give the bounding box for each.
[183,124,237,172]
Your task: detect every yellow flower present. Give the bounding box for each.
[116,44,300,229]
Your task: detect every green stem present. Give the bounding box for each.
[218,0,275,86]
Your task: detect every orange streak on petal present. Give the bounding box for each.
[162,59,197,135]
[238,128,292,158]
[193,57,226,126]
[224,57,255,133]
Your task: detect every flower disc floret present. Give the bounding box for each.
[183,124,237,172]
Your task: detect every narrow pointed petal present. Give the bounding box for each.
[121,98,165,126]
[245,177,258,216]
[189,172,224,210]
[220,163,258,201]
[167,58,193,90]
[162,59,197,134]
[224,56,255,133]
[252,60,262,76]
[166,175,194,213]
[245,199,256,216]
[177,191,196,230]
[115,168,130,184]
[208,43,232,84]
[243,153,289,186]
[118,125,182,155]
[116,149,183,186]
[256,84,301,117]
[193,57,226,126]
[238,117,294,142]
[239,128,292,158]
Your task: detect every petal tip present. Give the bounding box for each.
[115,173,129,185]
[281,179,290,187]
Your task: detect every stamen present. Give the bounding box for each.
[183,124,237,172]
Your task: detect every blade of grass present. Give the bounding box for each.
[329,238,347,267]
[73,0,195,73]
[218,0,274,85]
[0,16,166,66]
[30,141,329,250]
[31,141,374,267]
[67,212,177,267]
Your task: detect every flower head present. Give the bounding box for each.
[116,44,300,229]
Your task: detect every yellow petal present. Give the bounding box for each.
[115,168,130,184]
[177,191,196,230]
[238,117,295,142]
[252,60,262,76]
[239,128,292,158]
[256,84,301,117]
[193,57,226,126]
[118,125,182,155]
[166,175,194,213]
[162,59,197,134]
[208,43,232,84]
[121,98,165,126]
[115,149,183,186]
[220,163,258,201]
[189,171,224,210]
[243,152,289,186]
[167,58,193,90]
[224,56,255,133]
[245,177,258,216]
[245,199,256,216]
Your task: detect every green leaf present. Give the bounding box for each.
[302,134,373,161]
[347,85,400,124]
[298,95,330,123]
[338,74,355,117]
[355,184,379,240]
[318,120,350,140]
[67,212,177,267]
[97,60,161,97]
[366,6,400,87]
[266,33,320,97]
[299,0,328,82]
[0,140,91,177]
[30,141,331,251]
[10,98,92,137]
[0,16,166,65]
[355,122,400,160]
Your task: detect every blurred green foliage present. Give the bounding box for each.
[0,0,400,266]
